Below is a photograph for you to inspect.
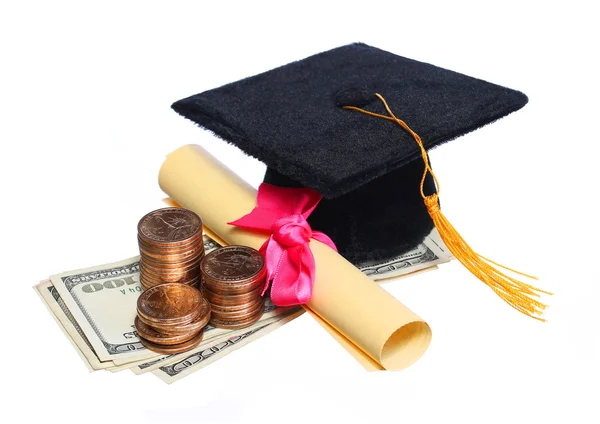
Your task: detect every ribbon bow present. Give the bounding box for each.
[228,183,337,306]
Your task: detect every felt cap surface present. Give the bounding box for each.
[172,43,528,264]
[172,43,528,199]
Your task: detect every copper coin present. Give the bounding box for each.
[139,250,203,264]
[138,230,203,249]
[140,273,199,288]
[139,259,201,274]
[139,329,205,354]
[209,309,264,330]
[139,268,200,282]
[140,272,199,286]
[138,208,202,246]
[139,241,203,256]
[140,282,196,292]
[137,283,202,326]
[209,296,264,313]
[137,233,204,249]
[145,297,211,335]
[140,273,200,287]
[139,271,199,287]
[140,264,201,283]
[140,256,203,272]
[135,315,200,345]
[140,269,200,283]
[140,279,198,291]
[139,250,204,266]
[201,245,264,282]
[201,284,263,306]
[138,236,204,256]
[201,270,266,294]
[209,299,264,320]
[202,276,265,295]
[139,264,197,276]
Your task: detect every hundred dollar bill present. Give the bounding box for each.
[39,234,300,372]
[49,256,156,362]
[152,307,304,384]
[358,228,452,280]
[129,300,300,374]
[104,299,299,372]
[34,280,115,371]
[48,236,220,363]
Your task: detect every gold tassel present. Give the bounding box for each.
[344,94,552,321]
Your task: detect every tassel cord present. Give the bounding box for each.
[344,94,552,320]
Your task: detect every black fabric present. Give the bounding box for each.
[172,43,528,264]
[264,157,437,264]
[172,42,527,199]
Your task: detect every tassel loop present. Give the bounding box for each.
[423,194,440,214]
[344,94,552,321]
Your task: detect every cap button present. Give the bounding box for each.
[334,87,375,108]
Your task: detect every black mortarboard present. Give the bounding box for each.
[172,43,551,319]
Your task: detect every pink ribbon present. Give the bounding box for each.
[228,183,337,306]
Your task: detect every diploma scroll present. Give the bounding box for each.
[159,144,432,371]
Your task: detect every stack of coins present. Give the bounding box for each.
[137,208,204,290]
[135,283,211,354]
[200,246,266,329]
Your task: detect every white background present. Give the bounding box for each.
[2,1,599,423]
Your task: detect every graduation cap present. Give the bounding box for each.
[172,43,551,319]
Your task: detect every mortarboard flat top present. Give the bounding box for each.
[172,43,528,265]
[172,42,527,199]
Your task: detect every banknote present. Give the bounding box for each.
[130,302,301,374]
[37,230,449,381]
[49,256,156,362]
[36,275,299,374]
[46,236,220,363]
[34,280,115,371]
[38,235,301,373]
[152,308,304,384]
[358,229,452,280]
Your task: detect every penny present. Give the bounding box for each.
[210,309,262,323]
[146,297,211,335]
[198,246,267,329]
[139,329,205,355]
[140,256,203,272]
[201,284,263,306]
[135,316,200,345]
[141,260,201,274]
[201,273,265,295]
[137,283,202,326]
[209,296,264,314]
[138,231,203,249]
[209,310,264,330]
[139,269,200,283]
[140,270,200,284]
[138,208,203,246]
[201,270,266,295]
[143,297,211,334]
[136,209,205,296]
[140,263,201,283]
[139,247,203,262]
[137,232,203,248]
[140,281,197,293]
[140,276,198,290]
[209,299,264,321]
[138,239,204,256]
[200,246,264,283]
[140,272,198,287]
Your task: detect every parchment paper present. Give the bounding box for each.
[158,144,432,371]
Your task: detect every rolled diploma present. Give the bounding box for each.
[159,144,432,370]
